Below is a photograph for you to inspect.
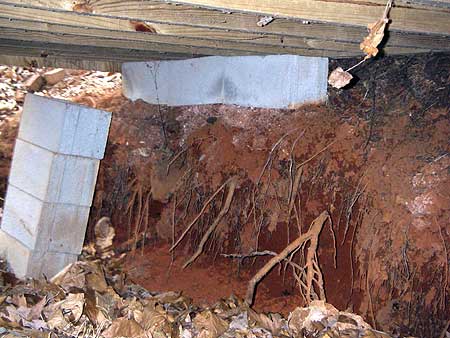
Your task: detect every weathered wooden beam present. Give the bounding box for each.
[0,54,123,72]
[0,9,365,58]
[172,0,450,35]
[0,2,442,63]
[0,3,361,53]
[0,38,196,61]
[2,0,449,51]
[0,22,365,59]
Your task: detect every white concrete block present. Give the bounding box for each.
[1,185,43,250]
[122,55,328,109]
[45,203,90,254]
[28,250,78,279]
[9,139,99,206]
[18,94,111,159]
[0,229,77,279]
[0,229,32,279]
[1,185,90,254]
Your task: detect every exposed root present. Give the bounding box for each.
[245,211,331,306]
[170,177,235,252]
[125,175,152,251]
[183,177,238,268]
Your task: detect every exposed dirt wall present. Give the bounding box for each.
[0,53,448,337]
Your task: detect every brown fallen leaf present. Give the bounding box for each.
[360,0,393,59]
[102,317,145,338]
[28,296,46,321]
[329,0,393,88]
[360,18,389,59]
[84,289,108,326]
[45,293,85,330]
[328,67,353,89]
[94,217,115,258]
[193,310,229,338]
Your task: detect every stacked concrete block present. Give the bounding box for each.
[0,94,111,279]
[122,55,328,109]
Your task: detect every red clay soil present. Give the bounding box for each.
[0,53,448,338]
[124,243,304,317]
[89,93,449,337]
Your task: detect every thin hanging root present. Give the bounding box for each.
[245,211,330,306]
[170,177,235,252]
[183,177,238,269]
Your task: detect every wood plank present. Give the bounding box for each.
[0,54,123,72]
[0,21,269,57]
[3,0,450,52]
[0,17,370,58]
[0,38,196,61]
[172,0,450,35]
[0,3,365,55]
[0,16,430,61]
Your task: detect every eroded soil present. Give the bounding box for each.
[0,53,449,337]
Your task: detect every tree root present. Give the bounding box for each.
[170,176,236,252]
[245,211,330,306]
[183,177,238,268]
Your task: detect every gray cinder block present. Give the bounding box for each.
[1,185,90,254]
[122,55,328,109]
[9,139,100,207]
[0,230,77,279]
[19,94,112,159]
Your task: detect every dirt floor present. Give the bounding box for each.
[0,53,449,337]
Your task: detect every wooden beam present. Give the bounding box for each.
[0,6,365,57]
[0,54,123,72]
[172,0,450,35]
[0,38,197,62]
[0,0,447,71]
[0,20,365,59]
[3,0,449,51]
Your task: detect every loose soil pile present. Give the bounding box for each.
[0,53,449,337]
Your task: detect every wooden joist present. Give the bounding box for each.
[173,0,450,35]
[0,0,448,71]
[0,54,123,72]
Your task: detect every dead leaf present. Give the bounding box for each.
[360,0,392,59]
[50,261,86,289]
[28,296,46,321]
[360,18,389,59]
[94,217,115,257]
[257,312,285,335]
[84,289,108,326]
[328,67,353,89]
[85,262,108,293]
[46,293,84,330]
[102,317,145,338]
[193,310,229,338]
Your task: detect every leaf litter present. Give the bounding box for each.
[0,219,393,337]
[328,0,393,89]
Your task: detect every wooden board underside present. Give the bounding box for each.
[0,0,448,70]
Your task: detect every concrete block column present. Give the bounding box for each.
[0,94,111,279]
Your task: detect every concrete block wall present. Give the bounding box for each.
[0,94,111,279]
[122,55,328,109]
